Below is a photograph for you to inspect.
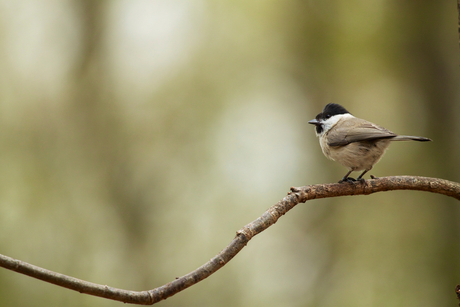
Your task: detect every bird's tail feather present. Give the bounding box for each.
[392,135,432,142]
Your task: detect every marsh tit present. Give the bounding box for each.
[308,103,431,183]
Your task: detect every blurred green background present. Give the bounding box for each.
[0,1,459,306]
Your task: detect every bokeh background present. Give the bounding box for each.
[0,1,459,306]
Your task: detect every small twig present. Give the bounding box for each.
[0,176,459,304]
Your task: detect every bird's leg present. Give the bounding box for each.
[338,170,355,183]
[356,170,369,182]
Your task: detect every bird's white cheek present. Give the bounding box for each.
[322,114,354,132]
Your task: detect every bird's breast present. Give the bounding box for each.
[321,138,391,171]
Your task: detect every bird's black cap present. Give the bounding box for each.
[320,103,350,119]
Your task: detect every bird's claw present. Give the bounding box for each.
[339,177,356,183]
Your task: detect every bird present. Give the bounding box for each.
[308,103,431,183]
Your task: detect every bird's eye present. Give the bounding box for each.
[325,114,331,119]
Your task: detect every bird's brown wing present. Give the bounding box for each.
[327,118,396,147]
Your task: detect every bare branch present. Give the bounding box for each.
[0,176,458,304]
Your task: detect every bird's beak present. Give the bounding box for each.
[308,119,321,126]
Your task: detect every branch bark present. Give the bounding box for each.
[0,176,459,304]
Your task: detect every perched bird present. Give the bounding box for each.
[308,103,431,183]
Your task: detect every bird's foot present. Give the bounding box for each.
[339,177,356,183]
[370,175,378,179]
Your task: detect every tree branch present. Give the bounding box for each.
[0,176,459,304]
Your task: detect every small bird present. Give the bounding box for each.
[308,103,431,183]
